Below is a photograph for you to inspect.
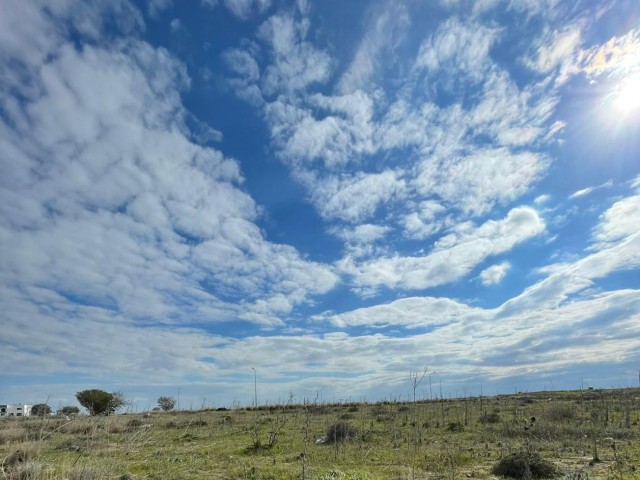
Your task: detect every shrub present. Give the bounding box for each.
[60,406,80,416]
[480,411,501,424]
[126,419,143,429]
[76,390,126,416]
[447,421,464,432]
[31,404,52,416]
[325,422,356,443]
[492,452,558,479]
[546,405,575,422]
[157,396,176,411]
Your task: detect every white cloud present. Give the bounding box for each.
[343,206,545,293]
[480,261,510,286]
[414,147,548,216]
[402,200,447,240]
[224,7,554,233]
[534,194,551,205]
[530,27,582,74]
[302,170,405,223]
[337,224,391,244]
[224,0,272,20]
[414,17,500,83]
[170,18,182,32]
[569,179,613,199]
[272,91,376,168]
[257,13,332,96]
[319,296,484,329]
[579,28,640,79]
[337,1,410,94]
[593,195,640,245]
[148,0,173,16]
[0,0,337,336]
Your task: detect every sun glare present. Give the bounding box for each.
[613,72,640,114]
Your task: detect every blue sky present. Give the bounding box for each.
[1,0,639,410]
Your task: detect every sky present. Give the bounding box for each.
[0,0,639,411]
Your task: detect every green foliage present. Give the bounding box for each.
[60,406,80,416]
[75,389,126,416]
[157,396,176,411]
[0,387,637,479]
[31,403,52,416]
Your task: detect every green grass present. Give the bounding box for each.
[1,388,639,479]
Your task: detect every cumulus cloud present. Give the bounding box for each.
[223,6,555,239]
[257,13,332,96]
[342,207,545,293]
[480,262,510,286]
[319,296,485,329]
[0,0,337,346]
[300,170,405,223]
[593,195,640,245]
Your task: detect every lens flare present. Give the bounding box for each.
[613,72,640,114]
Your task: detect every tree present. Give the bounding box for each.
[75,389,127,416]
[59,406,80,416]
[110,391,127,412]
[31,404,52,416]
[157,396,176,411]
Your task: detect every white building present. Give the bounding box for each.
[0,404,32,417]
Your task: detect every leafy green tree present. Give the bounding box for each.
[31,404,52,416]
[75,389,127,416]
[59,406,80,416]
[157,396,176,411]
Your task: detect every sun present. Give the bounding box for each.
[613,72,640,114]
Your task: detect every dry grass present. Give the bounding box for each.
[0,388,637,479]
[0,426,28,444]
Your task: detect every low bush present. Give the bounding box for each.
[545,405,575,422]
[447,421,464,432]
[0,426,28,444]
[480,412,501,424]
[492,451,558,479]
[325,422,356,443]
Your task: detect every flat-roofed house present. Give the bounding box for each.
[0,404,32,417]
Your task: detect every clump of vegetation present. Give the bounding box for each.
[31,404,52,416]
[447,421,464,432]
[2,443,41,479]
[545,405,575,421]
[76,389,126,416]
[0,426,28,444]
[157,396,176,411]
[125,418,143,430]
[492,451,558,479]
[325,422,356,443]
[480,410,501,423]
[60,406,80,416]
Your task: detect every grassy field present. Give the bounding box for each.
[1,388,639,479]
